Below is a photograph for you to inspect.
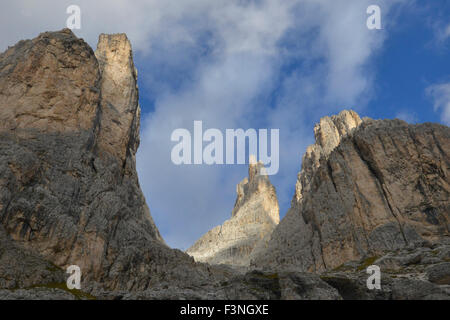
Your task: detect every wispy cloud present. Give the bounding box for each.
[427,82,450,125]
[443,24,450,41]
[395,110,418,123]
[433,22,450,43]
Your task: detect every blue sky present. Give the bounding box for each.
[365,1,450,123]
[1,0,449,249]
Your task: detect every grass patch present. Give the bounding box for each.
[28,282,96,300]
[332,263,354,272]
[261,273,279,280]
[357,256,379,271]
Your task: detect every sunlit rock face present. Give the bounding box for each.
[252,110,450,272]
[0,29,99,134]
[95,33,141,163]
[187,160,280,267]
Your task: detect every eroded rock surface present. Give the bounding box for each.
[187,161,280,266]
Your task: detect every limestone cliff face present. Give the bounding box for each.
[0,29,99,133]
[252,110,450,272]
[187,161,280,266]
[0,29,206,292]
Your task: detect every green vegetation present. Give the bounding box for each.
[357,256,379,271]
[261,273,279,280]
[29,282,96,300]
[332,263,354,272]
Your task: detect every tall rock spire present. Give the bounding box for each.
[187,160,280,266]
[95,33,140,164]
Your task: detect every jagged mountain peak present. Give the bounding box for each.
[231,157,278,222]
[295,110,363,203]
[313,110,362,156]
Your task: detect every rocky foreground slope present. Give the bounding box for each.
[0,29,449,300]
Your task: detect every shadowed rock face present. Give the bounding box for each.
[187,161,280,266]
[252,110,450,272]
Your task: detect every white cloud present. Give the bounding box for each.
[444,24,450,40]
[395,110,418,123]
[0,0,407,249]
[427,82,450,125]
[434,23,450,43]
